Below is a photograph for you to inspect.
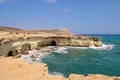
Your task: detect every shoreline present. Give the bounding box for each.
[0,33,102,57]
[0,56,120,80]
[0,27,119,80]
[21,44,114,63]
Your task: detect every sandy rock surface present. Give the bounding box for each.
[0,57,120,80]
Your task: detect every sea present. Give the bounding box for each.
[22,34,120,77]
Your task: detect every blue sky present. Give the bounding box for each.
[0,0,120,34]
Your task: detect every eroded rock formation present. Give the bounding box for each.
[0,27,118,80]
[0,35,102,57]
[0,26,102,57]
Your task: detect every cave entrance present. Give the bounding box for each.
[50,40,56,46]
[7,50,18,57]
[8,51,13,56]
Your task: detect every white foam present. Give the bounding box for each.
[71,47,89,49]
[89,44,115,50]
[21,46,70,63]
[21,55,33,63]
[65,44,115,50]
[21,49,50,63]
[21,44,115,63]
[53,47,68,54]
[49,72,64,76]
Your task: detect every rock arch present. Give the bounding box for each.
[37,40,57,47]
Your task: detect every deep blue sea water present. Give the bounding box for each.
[42,34,120,77]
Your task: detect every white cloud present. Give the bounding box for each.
[0,0,5,3]
[44,0,57,3]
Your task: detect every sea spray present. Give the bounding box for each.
[21,46,68,63]
[21,49,50,63]
[53,47,68,54]
[21,34,120,77]
[70,44,115,50]
[89,44,115,50]
[21,43,114,63]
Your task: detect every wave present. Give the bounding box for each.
[21,46,70,63]
[89,44,115,50]
[21,44,115,63]
[49,72,64,76]
[64,44,115,50]
[21,49,50,63]
[53,47,68,54]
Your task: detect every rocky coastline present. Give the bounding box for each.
[0,27,119,80]
[0,57,120,80]
[0,34,102,57]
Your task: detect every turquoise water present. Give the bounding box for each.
[42,35,120,77]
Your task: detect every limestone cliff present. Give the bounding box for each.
[0,35,102,56]
[0,26,102,57]
[0,27,116,80]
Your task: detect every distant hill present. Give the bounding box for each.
[0,26,24,33]
[0,26,72,35]
[27,28,72,35]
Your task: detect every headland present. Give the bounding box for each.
[0,26,102,57]
[0,26,119,80]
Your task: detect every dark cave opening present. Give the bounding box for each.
[50,40,56,46]
[8,51,13,56]
[7,50,18,57]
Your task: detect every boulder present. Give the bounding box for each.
[21,43,31,54]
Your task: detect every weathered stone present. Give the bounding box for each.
[0,34,102,56]
[15,54,21,58]
[21,43,31,54]
[30,54,37,58]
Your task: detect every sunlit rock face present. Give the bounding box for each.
[0,27,102,56]
[0,35,102,57]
